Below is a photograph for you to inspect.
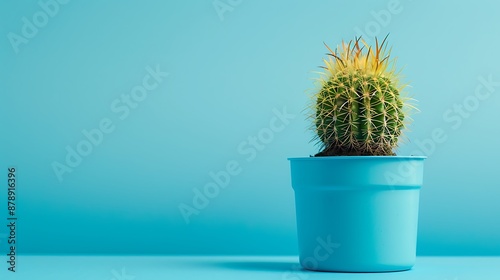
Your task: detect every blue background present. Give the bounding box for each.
[1,0,499,256]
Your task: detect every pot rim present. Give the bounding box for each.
[288,155,426,161]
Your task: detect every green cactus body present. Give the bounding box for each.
[313,37,411,156]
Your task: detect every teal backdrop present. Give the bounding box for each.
[1,0,500,255]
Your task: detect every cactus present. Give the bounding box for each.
[312,36,414,156]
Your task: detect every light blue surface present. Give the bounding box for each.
[1,0,500,256]
[290,157,424,271]
[1,256,499,280]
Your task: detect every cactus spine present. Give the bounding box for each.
[313,36,413,156]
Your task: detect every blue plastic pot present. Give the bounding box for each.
[289,156,426,272]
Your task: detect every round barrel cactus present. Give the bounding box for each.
[313,36,413,156]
